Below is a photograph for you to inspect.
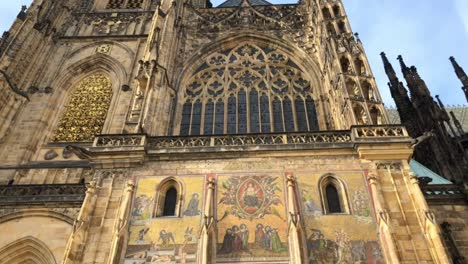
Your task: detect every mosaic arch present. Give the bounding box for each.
[179,42,320,136]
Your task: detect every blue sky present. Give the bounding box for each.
[1,0,467,107]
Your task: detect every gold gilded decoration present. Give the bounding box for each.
[53,73,112,142]
[96,44,112,54]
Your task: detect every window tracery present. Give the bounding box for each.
[52,73,112,142]
[180,43,319,135]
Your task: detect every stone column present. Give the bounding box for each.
[286,173,306,264]
[108,179,135,264]
[198,177,216,264]
[407,172,451,264]
[63,180,98,264]
[366,166,400,264]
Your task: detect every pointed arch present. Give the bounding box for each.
[175,39,322,135]
[318,174,350,214]
[0,236,57,264]
[174,32,325,135]
[369,106,383,125]
[52,73,113,142]
[353,103,368,125]
[340,56,352,74]
[45,55,128,143]
[153,177,185,217]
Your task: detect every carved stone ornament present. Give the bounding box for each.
[0,184,86,206]
[44,149,58,160]
[62,147,74,159]
[96,44,112,54]
[84,12,147,35]
[188,3,307,34]
[376,162,402,171]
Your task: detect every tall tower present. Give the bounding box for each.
[0,0,459,263]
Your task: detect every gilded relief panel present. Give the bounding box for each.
[124,175,205,264]
[296,172,384,264]
[216,173,289,263]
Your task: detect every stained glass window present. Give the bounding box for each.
[214,100,224,134]
[249,90,260,133]
[283,97,295,132]
[295,97,308,131]
[227,95,237,134]
[191,101,202,135]
[306,97,319,131]
[180,102,192,136]
[204,100,214,135]
[273,97,284,132]
[238,90,247,133]
[260,93,271,133]
[180,43,319,135]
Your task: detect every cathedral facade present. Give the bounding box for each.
[0,0,465,263]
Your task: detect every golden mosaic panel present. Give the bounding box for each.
[52,73,112,142]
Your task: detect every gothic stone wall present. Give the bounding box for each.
[431,204,468,261]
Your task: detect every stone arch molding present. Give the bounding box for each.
[0,208,76,225]
[66,41,135,69]
[0,236,57,264]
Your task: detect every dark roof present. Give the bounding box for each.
[386,106,468,133]
[217,0,272,8]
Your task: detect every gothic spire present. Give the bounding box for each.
[381,52,398,84]
[381,52,420,136]
[397,55,410,77]
[449,56,468,103]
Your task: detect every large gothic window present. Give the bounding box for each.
[52,73,112,142]
[179,43,319,135]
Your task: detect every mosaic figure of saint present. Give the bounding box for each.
[240,224,249,250]
[254,224,265,248]
[242,182,260,208]
[219,228,234,254]
[270,228,286,253]
[263,226,272,249]
[136,227,149,244]
[232,225,242,252]
[158,230,176,248]
[183,193,201,216]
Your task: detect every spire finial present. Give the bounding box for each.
[449,56,468,103]
[397,55,410,75]
[381,52,397,81]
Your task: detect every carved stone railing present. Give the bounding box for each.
[353,125,408,139]
[147,131,353,150]
[88,126,409,156]
[93,134,146,147]
[421,184,467,205]
[0,184,86,206]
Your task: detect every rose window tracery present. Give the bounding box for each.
[180,43,319,135]
[52,73,112,142]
